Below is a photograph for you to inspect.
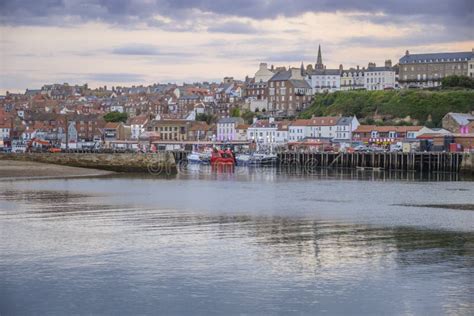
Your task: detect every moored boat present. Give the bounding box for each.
[187,152,202,164]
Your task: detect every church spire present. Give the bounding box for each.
[315,44,324,70]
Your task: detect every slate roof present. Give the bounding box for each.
[399,52,472,64]
[217,117,243,124]
[269,70,292,81]
[289,79,311,89]
[307,69,341,76]
[366,66,394,72]
[337,117,353,125]
[447,112,474,125]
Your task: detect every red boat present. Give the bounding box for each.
[210,149,235,166]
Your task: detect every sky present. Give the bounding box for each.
[0,0,473,94]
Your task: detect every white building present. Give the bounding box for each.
[334,116,360,141]
[248,118,277,145]
[130,116,148,140]
[0,124,10,140]
[217,117,244,141]
[306,69,342,93]
[365,61,397,90]
[340,67,365,91]
[247,117,289,145]
[289,116,358,142]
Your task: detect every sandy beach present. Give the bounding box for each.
[0,160,115,180]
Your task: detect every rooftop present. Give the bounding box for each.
[399,51,473,64]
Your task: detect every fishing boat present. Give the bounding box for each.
[187,152,202,164]
[248,153,278,166]
[210,149,235,166]
[235,153,251,166]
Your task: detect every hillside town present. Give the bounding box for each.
[1,46,474,153]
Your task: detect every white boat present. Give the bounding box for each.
[187,152,202,164]
[235,154,251,166]
[248,153,278,165]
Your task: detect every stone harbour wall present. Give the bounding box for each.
[0,152,177,174]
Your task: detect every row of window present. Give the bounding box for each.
[403,64,466,72]
[403,57,470,63]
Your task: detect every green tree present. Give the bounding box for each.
[241,110,256,124]
[442,75,474,89]
[104,111,128,123]
[230,108,241,117]
[196,113,217,124]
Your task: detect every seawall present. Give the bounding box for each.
[0,152,176,174]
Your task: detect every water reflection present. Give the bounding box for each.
[1,179,473,315]
[177,164,471,182]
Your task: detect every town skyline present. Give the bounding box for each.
[1,0,473,94]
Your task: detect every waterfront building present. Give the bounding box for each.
[146,119,190,141]
[334,116,360,141]
[104,122,128,142]
[129,115,149,140]
[364,60,397,90]
[216,117,244,141]
[398,50,474,88]
[442,112,474,134]
[352,125,423,143]
[247,117,289,145]
[247,118,278,145]
[235,124,249,141]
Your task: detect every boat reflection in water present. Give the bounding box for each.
[0,169,473,315]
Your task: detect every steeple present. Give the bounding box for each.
[315,44,324,70]
[300,61,305,75]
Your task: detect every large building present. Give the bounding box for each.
[364,60,397,90]
[399,50,474,88]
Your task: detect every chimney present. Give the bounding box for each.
[290,68,303,79]
[405,50,410,56]
[385,60,392,68]
[271,64,274,71]
[339,64,343,71]
[357,65,360,71]
[259,62,267,70]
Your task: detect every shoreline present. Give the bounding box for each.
[0,160,116,181]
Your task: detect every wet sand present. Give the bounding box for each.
[0,160,115,180]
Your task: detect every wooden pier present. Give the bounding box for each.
[277,152,467,173]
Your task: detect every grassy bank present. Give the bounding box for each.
[300,89,474,126]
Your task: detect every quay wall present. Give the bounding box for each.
[0,152,176,174]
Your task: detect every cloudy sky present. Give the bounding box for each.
[1,0,473,94]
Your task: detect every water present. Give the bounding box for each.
[1,168,473,315]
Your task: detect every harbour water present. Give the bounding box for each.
[1,168,473,315]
